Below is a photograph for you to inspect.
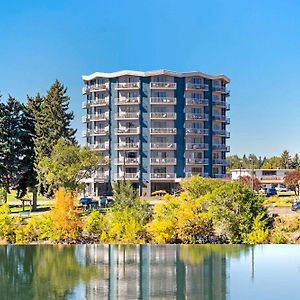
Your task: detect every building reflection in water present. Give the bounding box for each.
[79,244,246,299]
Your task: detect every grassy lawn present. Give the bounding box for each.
[264,195,298,207]
[9,205,51,214]
[6,190,49,202]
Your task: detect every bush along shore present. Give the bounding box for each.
[0,177,299,245]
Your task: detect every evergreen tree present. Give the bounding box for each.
[0,96,24,192]
[291,154,300,169]
[280,150,291,169]
[34,81,76,196]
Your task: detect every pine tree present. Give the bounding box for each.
[291,154,300,169]
[0,96,24,192]
[34,81,76,196]
[280,150,291,169]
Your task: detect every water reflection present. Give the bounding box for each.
[0,244,251,300]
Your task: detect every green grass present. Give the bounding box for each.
[9,205,50,214]
[6,190,49,202]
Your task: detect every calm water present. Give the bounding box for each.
[0,244,299,300]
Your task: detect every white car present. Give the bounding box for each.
[275,186,287,192]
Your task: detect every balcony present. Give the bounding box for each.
[82,83,109,94]
[116,82,140,90]
[185,98,209,106]
[185,128,208,135]
[213,100,230,110]
[115,142,140,150]
[82,98,109,108]
[150,143,176,150]
[212,86,229,93]
[150,112,176,120]
[185,113,208,121]
[150,128,177,135]
[115,158,139,165]
[186,158,209,165]
[213,174,226,178]
[150,82,176,89]
[213,130,230,138]
[213,159,228,165]
[186,172,209,178]
[150,158,177,165]
[94,172,109,182]
[115,128,140,135]
[150,97,176,105]
[213,144,230,152]
[115,97,140,105]
[212,115,230,124]
[82,128,108,137]
[114,173,139,180]
[89,143,109,151]
[115,112,140,120]
[150,173,176,180]
[186,143,209,150]
[83,113,109,123]
[185,83,209,91]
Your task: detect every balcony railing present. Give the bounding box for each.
[83,113,109,122]
[212,86,229,94]
[186,143,209,150]
[150,97,176,105]
[185,98,209,106]
[115,142,140,150]
[213,174,226,178]
[185,83,209,91]
[114,173,139,180]
[150,128,177,134]
[150,158,177,165]
[213,159,228,165]
[115,112,140,120]
[213,130,230,138]
[115,128,140,135]
[82,128,109,137]
[185,128,208,135]
[82,83,109,94]
[150,143,176,150]
[82,98,109,108]
[89,143,109,150]
[213,144,230,152]
[94,173,109,182]
[115,158,139,165]
[185,113,208,121]
[150,173,176,179]
[150,112,176,119]
[115,97,140,105]
[150,82,176,89]
[186,158,209,165]
[186,172,209,178]
[116,82,140,89]
[212,115,230,124]
[213,100,230,110]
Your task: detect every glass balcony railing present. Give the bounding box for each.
[115,128,140,135]
[82,83,109,94]
[185,113,209,121]
[150,97,176,104]
[185,128,208,135]
[185,83,209,91]
[150,112,176,119]
[185,158,209,165]
[115,143,140,150]
[116,82,140,89]
[186,172,209,178]
[150,143,176,150]
[150,128,177,134]
[150,82,176,89]
[185,98,209,106]
[150,158,177,164]
[186,143,209,150]
[115,112,140,119]
[150,173,176,179]
[115,97,140,105]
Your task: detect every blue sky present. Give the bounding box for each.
[1,0,300,157]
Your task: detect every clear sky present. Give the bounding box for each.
[1,0,300,157]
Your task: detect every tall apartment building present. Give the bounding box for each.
[82,70,230,196]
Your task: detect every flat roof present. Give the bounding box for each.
[231,169,292,172]
[82,69,230,83]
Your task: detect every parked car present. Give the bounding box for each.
[266,188,277,197]
[80,197,96,205]
[275,186,287,193]
[291,201,300,212]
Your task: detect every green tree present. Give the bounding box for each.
[291,154,300,169]
[34,81,76,196]
[0,97,25,193]
[38,138,103,193]
[261,156,281,169]
[280,150,291,169]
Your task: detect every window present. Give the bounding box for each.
[191,93,203,99]
[192,107,203,114]
[192,77,203,84]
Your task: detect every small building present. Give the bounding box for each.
[231,169,293,188]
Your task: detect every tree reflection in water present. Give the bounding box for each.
[0,244,250,299]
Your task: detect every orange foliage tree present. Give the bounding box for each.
[284,170,300,195]
[51,188,82,241]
